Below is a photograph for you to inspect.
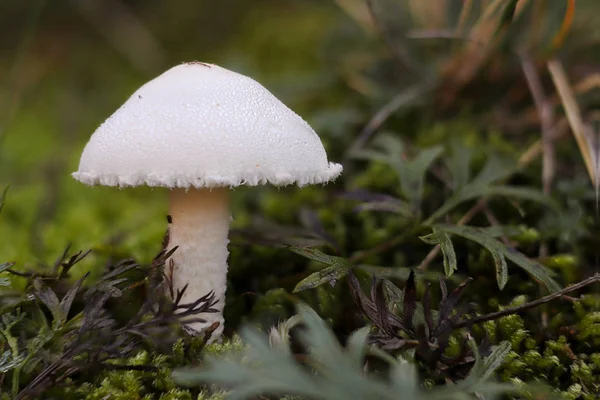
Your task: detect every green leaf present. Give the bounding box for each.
[459,339,512,391]
[398,146,444,208]
[470,155,516,187]
[351,134,405,168]
[389,356,419,396]
[470,341,511,383]
[290,247,350,267]
[445,140,473,191]
[173,303,520,400]
[0,311,26,369]
[427,225,507,288]
[476,225,523,238]
[1,311,26,331]
[419,232,439,245]
[482,186,559,210]
[291,247,352,292]
[296,303,345,364]
[175,327,323,400]
[426,185,556,224]
[175,304,383,400]
[59,273,88,323]
[346,326,370,369]
[294,265,349,293]
[382,279,404,307]
[375,134,405,156]
[419,229,457,276]
[480,341,512,382]
[434,224,561,292]
[439,232,458,277]
[352,134,443,210]
[489,247,509,290]
[0,350,24,373]
[33,279,64,326]
[424,154,561,224]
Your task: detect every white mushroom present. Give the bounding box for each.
[73,62,342,341]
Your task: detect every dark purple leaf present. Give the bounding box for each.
[402,271,417,332]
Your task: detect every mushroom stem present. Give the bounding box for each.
[168,187,230,341]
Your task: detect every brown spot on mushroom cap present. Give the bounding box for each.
[187,61,211,68]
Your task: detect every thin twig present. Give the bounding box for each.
[453,273,600,329]
[100,363,159,372]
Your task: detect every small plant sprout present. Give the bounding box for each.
[73,62,342,341]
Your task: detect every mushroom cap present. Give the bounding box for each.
[73,62,342,188]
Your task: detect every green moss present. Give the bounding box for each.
[491,296,599,398]
[67,336,247,399]
[203,335,247,358]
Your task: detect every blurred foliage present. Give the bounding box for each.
[0,0,599,398]
[174,304,518,400]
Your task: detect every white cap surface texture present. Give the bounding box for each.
[73,63,342,188]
